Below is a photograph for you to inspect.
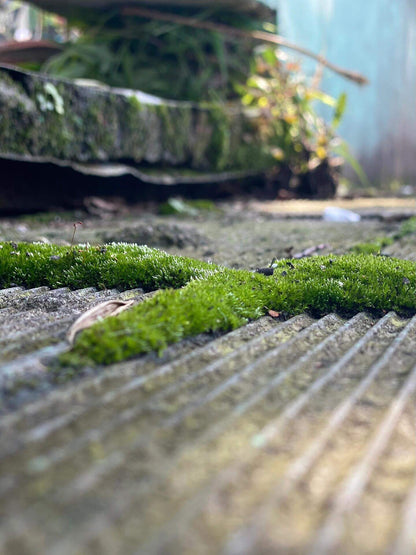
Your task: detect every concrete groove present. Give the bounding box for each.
[55,317,343,496]
[0,279,416,554]
[392,473,416,555]
[0,314,357,549]
[14,312,379,553]
[0,306,287,434]
[224,314,416,554]
[0,286,51,311]
[246,312,397,448]
[0,286,46,299]
[0,286,149,412]
[0,316,74,347]
[0,314,309,459]
[137,312,401,554]
[0,288,151,426]
[0,315,330,504]
[0,321,75,368]
[309,364,416,554]
[162,315,343,428]
[0,287,121,347]
[0,342,67,389]
[0,286,24,296]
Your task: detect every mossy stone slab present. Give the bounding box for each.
[0,65,270,173]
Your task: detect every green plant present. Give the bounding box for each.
[394,217,416,240]
[237,47,347,172]
[42,11,263,102]
[331,139,370,188]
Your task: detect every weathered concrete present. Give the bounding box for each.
[0,201,398,268]
[1,202,416,554]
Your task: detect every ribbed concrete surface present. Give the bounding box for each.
[0,285,149,402]
[1,282,416,554]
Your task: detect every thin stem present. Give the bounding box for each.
[122,6,368,85]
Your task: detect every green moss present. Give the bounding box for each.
[63,252,416,366]
[206,106,232,171]
[155,103,193,164]
[127,96,142,111]
[0,242,212,291]
[0,242,415,368]
[394,216,416,240]
[349,237,393,255]
[349,217,416,255]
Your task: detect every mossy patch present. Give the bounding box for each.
[349,216,416,255]
[64,253,416,366]
[0,242,415,368]
[394,216,416,240]
[349,237,393,255]
[0,242,212,291]
[0,67,269,172]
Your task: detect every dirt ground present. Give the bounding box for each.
[1,196,414,270]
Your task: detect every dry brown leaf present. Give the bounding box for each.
[268,309,280,318]
[67,299,135,345]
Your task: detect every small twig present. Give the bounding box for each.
[122,6,368,85]
[311,57,325,90]
[292,243,330,259]
[70,221,83,247]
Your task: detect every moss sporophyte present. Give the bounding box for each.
[1,242,415,367]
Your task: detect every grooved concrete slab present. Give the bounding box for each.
[1,201,416,554]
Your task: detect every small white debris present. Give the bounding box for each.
[323,207,361,223]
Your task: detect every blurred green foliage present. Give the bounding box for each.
[238,47,347,171]
[43,11,264,101]
[36,8,355,179]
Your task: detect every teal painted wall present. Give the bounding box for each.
[273,0,416,186]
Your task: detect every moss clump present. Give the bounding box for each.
[1,242,415,368]
[349,237,393,255]
[63,253,416,366]
[0,242,212,291]
[349,216,416,255]
[394,216,416,240]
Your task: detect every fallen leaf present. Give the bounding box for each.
[67,299,135,345]
[268,309,280,318]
